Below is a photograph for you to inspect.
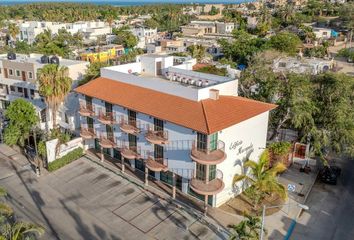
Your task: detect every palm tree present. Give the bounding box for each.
[229,213,265,240]
[7,23,20,45]
[37,64,73,129]
[233,150,287,209]
[0,222,45,240]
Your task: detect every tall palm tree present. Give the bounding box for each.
[7,23,20,45]
[37,64,73,129]
[233,150,287,209]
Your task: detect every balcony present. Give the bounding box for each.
[190,170,225,195]
[80,127,95,140]
[120,145,141,160]
[190,140,227,165]
[98,111,116,125]
[119,116,141,135]
[145,157,168,172]
[99,134,116,148]
[145,129,168,145]
[79,102,95,117]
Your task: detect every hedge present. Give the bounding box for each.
[48,147,83,172]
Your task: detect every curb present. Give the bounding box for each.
[284,169,319,240]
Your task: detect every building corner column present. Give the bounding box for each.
[121,157,125,173]
[144,166,149,186]
[172,172,176,199]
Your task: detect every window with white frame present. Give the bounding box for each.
[9,69,13,76]
[16,70,20,77]
[28,71,33,79]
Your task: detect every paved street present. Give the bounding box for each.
[0,151,224,240]
[291,155,354,240]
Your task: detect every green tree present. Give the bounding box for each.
[311,73,354,156]
[3,99,38,146]
[268,32,301,55]
[187,44,210,63]
[7,23,19,44]
[113,27,138,49]
[144,18,158,29]
[229,213,265,240]
[233,150,287,209]
[79,62,110,86]
[218,29,267,65]
[0,187,45,240]
[209,6,220,16]
[37,64,73,128]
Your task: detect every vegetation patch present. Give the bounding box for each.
[48,147,83,172]
[194,65,227,76]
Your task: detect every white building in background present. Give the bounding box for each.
[130,26,158,49]
[0,53,88,132]
[75,53,275,208]
[18,21,67,44]
[181,21,236,37]
[17,21,112,45]
[273,57,334,75]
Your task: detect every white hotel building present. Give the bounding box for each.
[75,54,275,208]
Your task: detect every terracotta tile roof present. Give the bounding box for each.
[75,77,276,134]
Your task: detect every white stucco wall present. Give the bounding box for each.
[215,111,270,207]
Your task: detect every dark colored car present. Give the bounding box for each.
[24,145,37,162]
[319,166,341,185]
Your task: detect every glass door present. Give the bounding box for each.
[105,102,112,114]
[154,118,164,132]
[87,117,94,129]
[209,133,218,151]
[128,134,137,148]
[128,109,136,126]
[197,132,207,152]
[106,125,114,141]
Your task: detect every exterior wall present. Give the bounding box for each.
[215,111,270,207]
[79,94,196,179]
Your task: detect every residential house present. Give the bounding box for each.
[0,53,88,131]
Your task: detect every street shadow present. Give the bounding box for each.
[9,161,60,240]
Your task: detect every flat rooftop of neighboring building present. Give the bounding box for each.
[0,53,87,67]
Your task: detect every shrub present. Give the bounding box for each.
[48,147,83,172]
[268,142,292,155]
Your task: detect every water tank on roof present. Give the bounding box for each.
[7,52,16,60]
[50,56,60,65]
[40,55,49,64]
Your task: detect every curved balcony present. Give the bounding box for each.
[119,117,140,135]
[190,170,225,195]
[145,130,168,145]
[145,157,168,172]
[120,146,141,160]
[98,111,116,125]
[79,103,95,117]
[80,127,95,140]
[190,140,227,165]
[99,134,116,149]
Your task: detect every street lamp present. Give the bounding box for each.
[260,202,309,240]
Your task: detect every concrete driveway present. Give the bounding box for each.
[0,154,223,240]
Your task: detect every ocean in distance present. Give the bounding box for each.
[0,0,255,6]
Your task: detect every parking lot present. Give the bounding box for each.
[0,153,223,240]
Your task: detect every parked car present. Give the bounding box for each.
[319,165,341,185]
[24,145,37,162]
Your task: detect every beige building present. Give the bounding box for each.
[181,21,236,37]
[0,53,88,131]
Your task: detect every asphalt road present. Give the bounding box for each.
[291,155,354,240]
